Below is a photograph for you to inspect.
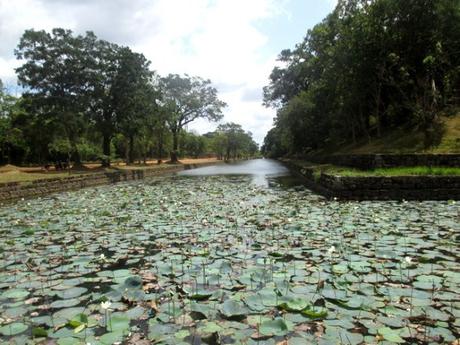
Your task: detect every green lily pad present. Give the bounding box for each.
[100,331,124,345]
[378,327,405,343]
[0,322,28,336]
[56,287,87,299]
[198,321,222,334]
[278,297,309,312]
[107,313,130,332]
[259,318,289,336]
[1,289,29,300]
[301,306,328,319]
[220,299,248,318]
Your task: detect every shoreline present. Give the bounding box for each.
[282,158,460,201]
[0,160,225,204]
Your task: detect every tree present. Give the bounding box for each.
[214,122,258,160]
[112,48,156,164]
[160,74,226,163]
[262,0,460,157]
[0,83,27,164]
[151,106,171,163]
[83,35,120,166]
[15,28,91,166]
[181,131,206,158]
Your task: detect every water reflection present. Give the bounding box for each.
[179,159,298,187]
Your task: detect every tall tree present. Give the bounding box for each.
[15,28,90,166]
[263,0,460,157]
[83,35,120,166]
[214,122,258,160]
[160,74,226,163]
[112,48,156,164]
[0,82,27,164]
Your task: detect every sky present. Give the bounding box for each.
[0,0,336,145]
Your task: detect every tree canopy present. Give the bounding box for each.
[160,74,226,162]
[262,0,460,157]
[2,28,246,166]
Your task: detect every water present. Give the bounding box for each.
[179,158,296,187]
[0,160,458,344]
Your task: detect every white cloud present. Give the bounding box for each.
[0,0,333,144]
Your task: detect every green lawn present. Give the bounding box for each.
[325,166,460,177]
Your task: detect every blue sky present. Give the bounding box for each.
[256,0,334,58]
[0,0,336,144]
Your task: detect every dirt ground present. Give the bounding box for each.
[0,157,220,184]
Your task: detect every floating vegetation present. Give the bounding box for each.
[0,174,458,344]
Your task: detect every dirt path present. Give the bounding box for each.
[0,157,220,184]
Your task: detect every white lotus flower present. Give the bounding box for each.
[405,256,412,265]
[100,301,112,310]
[327,246,336,255]
[100,254,106,260]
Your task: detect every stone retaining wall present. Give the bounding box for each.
[318,174,460,200]
[0,163,228,203]
[287,161,460,200]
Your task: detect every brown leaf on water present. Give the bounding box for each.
[150,300,159,313]
[250,331,272,341]
[295,323,312,332]
[140,270,158,282]
[125,332,150,345]
[313,321,325,338]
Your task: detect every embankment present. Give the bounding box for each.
[0,161,222,204]
[284,157,460,200]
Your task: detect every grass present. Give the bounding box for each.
[350,114,460,154]
[325,165,460,177]
[315,114,460,155]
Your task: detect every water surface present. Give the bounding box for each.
[179,158,293,187]
[0,164,458,344]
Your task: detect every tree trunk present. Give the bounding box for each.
[128,134,134,164]
[71,141,83,169]
[170,131,179,163]
[102,134,111,167]
[157,131,163,164]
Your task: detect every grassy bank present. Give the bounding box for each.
[313,114,460,156]
[325,165,460,177]
[286,159,460,178]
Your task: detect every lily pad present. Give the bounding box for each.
[259,318,289,337]
[0,322,28,336]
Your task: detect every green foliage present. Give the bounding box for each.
[180,131,207,158]
[7,29,237,166]
[210,122,259,160]
[160,74,226,162]
[263,0,460,157]
[326,165,460,177]
[0,84,27,164]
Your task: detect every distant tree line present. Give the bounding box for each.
[0,28,258,167]
[262,0,460,157]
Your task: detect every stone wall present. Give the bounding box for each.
[287,161,460,200]
[0,161,228,204]
[310,154,460,169]
[318,174,460,200]
[0,166,184,203]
